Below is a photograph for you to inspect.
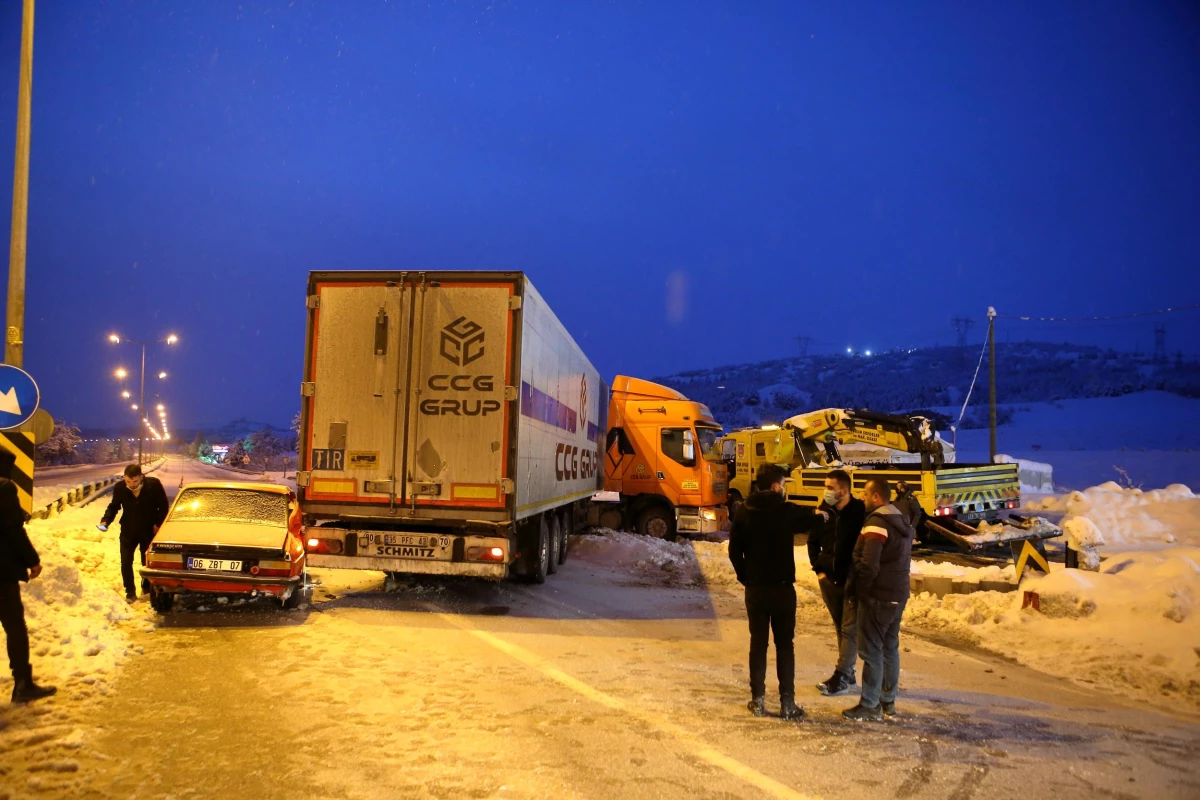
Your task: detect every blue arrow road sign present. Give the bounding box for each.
[0,364,40,430]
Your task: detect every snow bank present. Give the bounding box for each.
[906,548,1200,709]
[1031,482,1200,549]
[12,507,151,696]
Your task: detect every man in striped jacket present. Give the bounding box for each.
[843,477,915,721]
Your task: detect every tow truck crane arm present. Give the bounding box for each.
[781,408,945,468]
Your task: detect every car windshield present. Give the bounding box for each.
[169,488,289,526]
[696,425,724,460]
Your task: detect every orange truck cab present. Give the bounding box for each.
[592,376,728,539]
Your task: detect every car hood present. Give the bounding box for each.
[155,520,289,551]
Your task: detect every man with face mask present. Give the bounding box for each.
[843,477,915,721]
[807,469,866,696]
[101,464,170,602]
[728,463,818,720]
[0,449,57,703]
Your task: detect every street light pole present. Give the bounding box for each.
[139,342,146,464]
[5,0,35,368]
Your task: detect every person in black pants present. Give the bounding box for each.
[100,464,170,602]
[728,463,817,720]
[0,449,57,703]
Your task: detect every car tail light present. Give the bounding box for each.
[306,537,343,555]
[147,553,183,569]
[255,559,291,577]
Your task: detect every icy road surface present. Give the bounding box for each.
[2,460,1198,799]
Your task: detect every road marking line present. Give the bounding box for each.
[426,604,818,800]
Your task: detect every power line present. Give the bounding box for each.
[997,303,1200,323]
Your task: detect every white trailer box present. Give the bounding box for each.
[298,271,605,582]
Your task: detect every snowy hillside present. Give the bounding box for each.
[652,341,1200,489]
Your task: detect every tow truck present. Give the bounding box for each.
[722,408,1060,554]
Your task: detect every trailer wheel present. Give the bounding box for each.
[518,515,550,584]
[547,514,561,575]
[636,506,676,541]
[558,510,572,565]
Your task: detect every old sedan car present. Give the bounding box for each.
[140,482,307,612]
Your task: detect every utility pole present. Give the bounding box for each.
[6,0,35,368]
[1153,324,1166,364]
[987,306,997,463]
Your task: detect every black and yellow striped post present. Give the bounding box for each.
[0,430,35,516]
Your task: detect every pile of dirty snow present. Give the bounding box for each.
[9,506,152,697]
[1028,482,1199,549]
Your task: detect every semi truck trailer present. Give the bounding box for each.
[297,270,605,583]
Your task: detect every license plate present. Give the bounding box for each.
[384,534,449,547]
[187,558,243,572]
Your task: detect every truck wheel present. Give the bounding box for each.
[558,510,572,565]
[547,514,561,575]
[149,588,174,614]
[519,515,550,584]
[636,506,676,541]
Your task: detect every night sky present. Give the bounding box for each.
[1,1,1198,430]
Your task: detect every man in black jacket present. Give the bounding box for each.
[728,464,816,720]
[807,469,866,696]
[101,464,170,602]
[843,477,915,721]
[0,449,57,703]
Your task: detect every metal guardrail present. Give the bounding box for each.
[31,458,167,521]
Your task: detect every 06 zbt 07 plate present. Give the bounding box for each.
[186,557,243,572]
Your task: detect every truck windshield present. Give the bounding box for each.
[695,425,724,461]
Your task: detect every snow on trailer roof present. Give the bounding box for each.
[178,481,292,494]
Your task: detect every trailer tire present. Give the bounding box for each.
[547,514,561,575]
[558,510,572,565]
[636,505,676,541]
[518,515,550,584]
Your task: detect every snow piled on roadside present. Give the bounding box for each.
[10,507,151,696]
[576,483,1200,710]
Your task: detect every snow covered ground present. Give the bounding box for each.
[573,481,1200,712]
[11,507,156,696]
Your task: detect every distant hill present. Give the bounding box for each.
[652,341,1200,430]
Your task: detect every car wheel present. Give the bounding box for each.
[636,506,676,541]
[149,587,174,614]
[547,514,561,575]
[558,510,571,565]
[283,570,307,609]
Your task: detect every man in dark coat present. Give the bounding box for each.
[100,464,170,602]
[843,477,915,721]
[0,449,57,703]
[807,469,866,696]
[728,464,817,720]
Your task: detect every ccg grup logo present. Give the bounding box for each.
[440,316,486,366]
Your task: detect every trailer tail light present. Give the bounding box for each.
[306,537,344,555]
[1006,500,1018,509]
[466,546,506,562]
[934,507,954,517]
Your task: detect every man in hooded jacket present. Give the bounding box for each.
[0,449,57,703]
[728,464,818,720]
[843,477,915,721]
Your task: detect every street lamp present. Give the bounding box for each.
[109,332,178,463]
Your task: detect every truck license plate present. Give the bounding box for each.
[384,534,429,546]
[187,558,243,572]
